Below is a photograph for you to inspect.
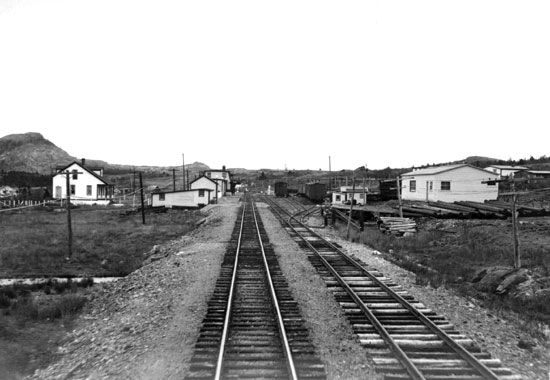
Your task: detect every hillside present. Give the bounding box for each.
[0,133,210,179]
[0,133,75,174]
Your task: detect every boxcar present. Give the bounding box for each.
[274,181,288,197]
[304,182,327,203]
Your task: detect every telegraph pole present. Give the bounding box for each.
[346,177,356,240]
[63,169,82,259]
[181,153,189,190]
[139,172,146,225]
[172,169,176,192]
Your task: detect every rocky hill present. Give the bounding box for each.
[0,133,77,174]
[0,133,210,177]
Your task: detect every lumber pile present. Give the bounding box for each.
[378,217,417,235]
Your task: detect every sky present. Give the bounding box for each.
[1,0,549,171]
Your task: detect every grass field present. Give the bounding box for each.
[352,217,550,327]
[0,205,202,378]
[0,206,201,277]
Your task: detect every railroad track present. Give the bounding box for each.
[262,195,520,380]
[185,195,326,380]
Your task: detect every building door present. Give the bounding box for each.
[55,186,62,199]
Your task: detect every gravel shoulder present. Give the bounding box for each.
[28,197,240,380]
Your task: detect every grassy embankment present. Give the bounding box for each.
[0,206,201,379]
[347,221,550,327]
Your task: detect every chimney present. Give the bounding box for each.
[81,158,86,167]
[222,165,226,171]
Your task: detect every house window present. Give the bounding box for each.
[70,185,76,195]
[159,193,165,201]
[441,181,451,191]
[429,181,433,191]
[410,180,416,192]
[199,190,205,197]
[86,185,92,196]
[335,195,341,201]
[72,170,78,180]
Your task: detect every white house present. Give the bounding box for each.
[484,165,528,178]
[332,186,368,205]
[52,160,114,205]
[151,189,213,208]
[190,175,220,201]
[401,164,499,203]
[202,166,232,198]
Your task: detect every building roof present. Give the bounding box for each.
[190,175,217,186]
[485,165,529,170]
[53,161,111,185]
[402,164,496,177]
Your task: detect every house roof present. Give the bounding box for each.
[402,164,496,177]
[53,161,111,185]
[190,175,218,186]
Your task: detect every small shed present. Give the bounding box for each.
[332,186,368,205]
[151,189,213,208]
[401,164,499,203]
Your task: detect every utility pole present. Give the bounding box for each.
[172,169,176,192]
[511,193,520,268]
[63,169,82,259]
[181,153,189,190]
[397,176,403,218]
[139,172,146,225]
[346,177,356,240]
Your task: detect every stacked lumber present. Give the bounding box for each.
[378,217,417,235]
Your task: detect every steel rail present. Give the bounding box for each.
[213,201,246,380]
[265,196,502,380]
[265,198,425,380]
[250,200,299,380]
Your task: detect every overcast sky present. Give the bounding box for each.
[1,0,549,171]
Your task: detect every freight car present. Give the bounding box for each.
[274,181,288,197]
[303,182,327,203]
[379,179,398,200]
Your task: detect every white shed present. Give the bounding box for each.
[332,186,368,205]
[401,164,499,203]
[151,189,213,208]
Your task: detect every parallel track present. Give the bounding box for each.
[262,195,520,380]
[185,195,326,380]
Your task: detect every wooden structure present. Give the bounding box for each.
[52,159,114,205]
[151,189,213,209]
[401,164,499,203]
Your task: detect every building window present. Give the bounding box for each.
[410,180,416,192]
[199,190,205,197]
[441,181,451,191]
[159,193,165,201]
[335,195,341,201]
[86,185,92,196]
[72,170,78,180]
[70,185,76,195]
[429,181,433,191]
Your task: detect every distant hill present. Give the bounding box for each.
[0,133,76,174]
[0,132,210,178]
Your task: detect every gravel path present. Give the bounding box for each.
[27,196,549,380]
